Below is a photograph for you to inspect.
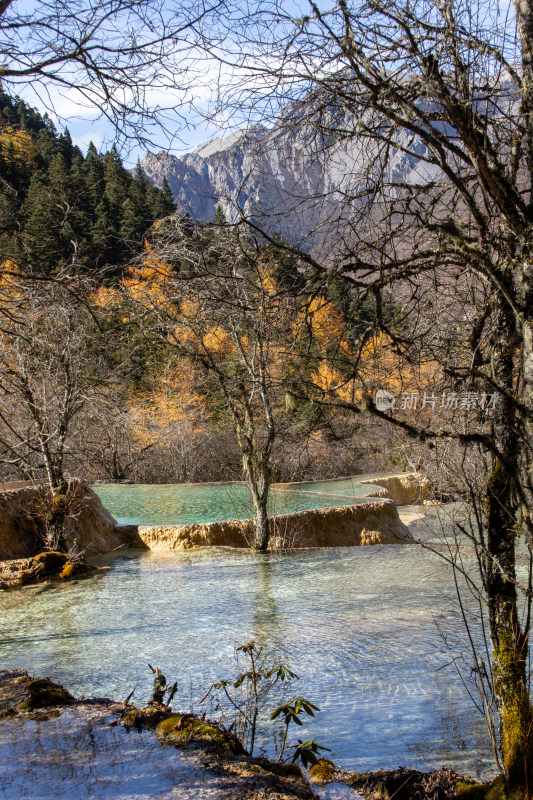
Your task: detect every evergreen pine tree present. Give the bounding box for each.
[127,161,150,234]
[93,194,120,266]
[19,173,63,274]
[150,176,175,218]
[0,93,181,276]
[214,203,227,225]
[103,145,129,212]
[35,127,58,167]
[47,151,70,199]
[120,196,145,243]
[59,128,74,165]
[83,143,105,211]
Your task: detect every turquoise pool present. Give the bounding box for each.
[93,475,386,527]
[0,544,492,777]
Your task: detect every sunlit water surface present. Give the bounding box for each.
[0,541,494,779]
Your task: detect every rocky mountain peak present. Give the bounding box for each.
[140,119,425,246]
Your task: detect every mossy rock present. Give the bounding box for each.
[224,761,265,778]
[120,709,139,728]
[121,705,168,729]
[59,560,90,580]
[309,758,335,785]
[156,714,184,735]
[456,780,490,800]
[349,768,487,800]
[59,562,75,579]
[156,713,244,754]
[485,776,507,800]
[19,678,75,710]
[19,568,41,585]
[347,769,416,800]
[32,552,69,575]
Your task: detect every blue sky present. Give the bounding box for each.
[8,0,517,166]
[6,0,251,166]
[16,77,227,167]
[5,0,313,165]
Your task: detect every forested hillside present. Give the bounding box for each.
[0,92,417,488]
[0,91,175,276]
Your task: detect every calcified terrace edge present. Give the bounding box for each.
[116,500,414,551]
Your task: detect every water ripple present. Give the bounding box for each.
[0,541,496,778]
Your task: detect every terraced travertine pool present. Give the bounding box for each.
[92,475,388,527]
[0,476,496,781]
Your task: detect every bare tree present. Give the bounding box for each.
[126,218,300,549]
[0,271,109,547]
[192,0,533,790]
[0,0,217,149]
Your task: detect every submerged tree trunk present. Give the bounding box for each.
[245,455,271,551]
[252,494,270,551]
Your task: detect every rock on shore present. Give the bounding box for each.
[0,670,497,800]
[0,481,414,582]
[0,669,318,800]
[0,479,121,561]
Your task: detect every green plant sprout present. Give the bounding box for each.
[200,641,326,762]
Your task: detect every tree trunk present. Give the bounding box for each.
[519,258,533,542]
[240,438,271,551]
[486,459,533,791]
[485,294,533,793]
[37,438,69,551]
[252,495,270,551]
[43,476,69,551]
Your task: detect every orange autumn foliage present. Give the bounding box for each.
[307,296,349,350]
[0,127,38,173]
[128,362,207,447]
[202,325,234,357]
[357,333,441,394]
[92,284,121,309]
[311,361,355,403]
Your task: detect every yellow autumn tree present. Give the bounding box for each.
[0,127,38,176]
[128,361,207,449]
[357,333,440,395]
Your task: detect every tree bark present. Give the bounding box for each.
[252,495,270,551]
[486,460,533,790]
[239,421,272,552]
[486,293,533,792]
[246,457,270,551]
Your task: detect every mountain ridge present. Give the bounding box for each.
[140,120,427,245]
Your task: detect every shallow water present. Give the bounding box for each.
[0,543,495,779]
[0,706,209,800]
[0,702,364,799]
[93,476,385,526]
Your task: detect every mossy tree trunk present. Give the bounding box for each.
[486,459,533,791]
[513,3,533,781]
[485,292,533,793]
